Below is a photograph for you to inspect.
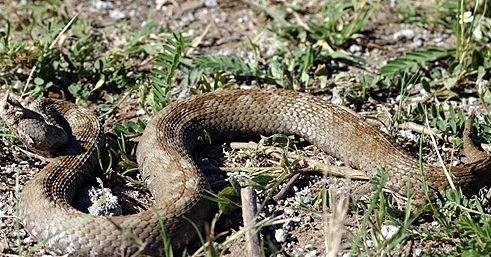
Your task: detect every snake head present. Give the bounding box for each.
[1,93,69,157]
[0,93,28,127]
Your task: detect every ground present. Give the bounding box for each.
[1,0,491,256]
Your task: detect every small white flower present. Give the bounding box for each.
[459,11,474,24]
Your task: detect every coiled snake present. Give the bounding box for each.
[1,89,490,256]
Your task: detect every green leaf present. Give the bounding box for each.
[113,119,147,138]
[34,77,44,85]
[251,174,275,186]
[193,55,259,77]
[380,49,450,77]
[149,33,189,112]
[217,186,240,214]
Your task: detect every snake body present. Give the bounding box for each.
[1,89,491,256]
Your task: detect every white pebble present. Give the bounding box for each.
[204,0,217,8]
[283,207,294,215]
[305,250,317,257]
[275,228,287,242]
[349,44,362,53]
[92,0,112,9]
[393,28,415,41]
[381,224,400,240]
[109,9,126,20]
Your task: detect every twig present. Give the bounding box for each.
[424,113,456,190]
[293,12,309,30]
[21,13,79,98]
[273,173,300,201]
[299,163,369,180]
[325,188,348,257]
[241,186,261,257]
[204,166,281,173]
[186,23,211,56]
[398,121,443,139]
[230,141,260,150]
[190,212,229,257]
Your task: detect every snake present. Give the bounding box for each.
[1,89,491,256]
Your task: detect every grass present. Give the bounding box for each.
[1,0,491,256]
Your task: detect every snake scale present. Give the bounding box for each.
[1,89,491,256]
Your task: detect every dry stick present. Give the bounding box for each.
[325,189,348,257]
[273,173,300,201]
[21,13,79,98]
[230,141,260,150]
[186,23,211,56]
[293,11,309,30]
[424,113,456,190]
[300,163,369,180]
[190,213,229,257]
[398,121,443,139]
[228,141,369,180]
[211,163,369,180]
[241,186,261,257]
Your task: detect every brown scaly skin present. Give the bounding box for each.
[1,94,68,157]
[0,89,490,256]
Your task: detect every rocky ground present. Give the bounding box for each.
[1,0,490,256]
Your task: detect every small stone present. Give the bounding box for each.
[282,219,293,230]
[109,9,126,20]
[92,0,112,9]
[305,250,317,257]
[297,187,313,204]
[12,228,26,238]
[429,221,439,229]
[433,36,443,44]
[12,81,23,90]
[381,224,399,240]
[283,207,294,215]
[136,109,146,116]
[23,236,33,244]
[177,88,191,100]
[155,0,166,10]
[331,87,344,105]
[349,44,362,54]
[399,130,417,142]
[275,228,287,242]
[204,0,217,8]
[303,215,314,223]
[411,36,424,49]
[304,244,314,249]
[393,28,415,41]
